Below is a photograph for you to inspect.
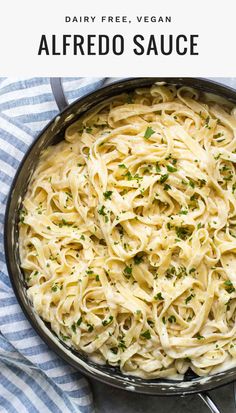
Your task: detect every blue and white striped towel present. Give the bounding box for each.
[0,77,106,413]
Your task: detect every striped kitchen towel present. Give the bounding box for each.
[0,77,106,413]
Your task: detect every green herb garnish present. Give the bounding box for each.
[168,315,176,323]
[144,127,155,139]
[159,174,169,184]
[179,209,188,215]
[77,317,82,326]
[175,226,191,240]
[87,323,94,333]
[51,284,58,292]
[140,330,151,339]
[213,133,224,139]
[102,316,114,326]
[118,339,126,351]
[124,266,132,278]
[185,293,195,304]
[134,254,143,264]
[154,292,164,300]
[60,334,70,341]
[71,323,77,333]
[147,319,154,328]
[98,205,106,216]
[164,184,171,191]
[189,179,195,188]
[103,190,113,200]
[224,280,235,293]
[167,165,177,173]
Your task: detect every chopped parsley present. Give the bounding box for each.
[86,269,94,275]
[147,319,154,327]
[123,266,132,278]
[140,330,151,339]
[188,179,195,188]
[103,190,113,200]
[118,339,126,351]
[124,171,143,181]
[166,266,176,279]
[164,184,171,191]
[19,208,27,224]
[71,323,77,333]
[168,315,176,323]
[159,174,169,184]
[177,266,188,278]
[60,334,70,341]
[185,293,195,305]
[167,222,172,230]
[154,292,164,300]
[205,116,210,129]
[213,133,224,139]
[144,127,155,139]
[165,266,187,279]
[77,317,82,326]
[167,165,177,173]
[175,226,191,240]
[102,316,114,326]
[98,205,106,216]
[118,164,127,169]
[87,323,94,333]
[134,254,143,264]
[223,173,233,182]
[224,280,235,294]
[51,283,59,292]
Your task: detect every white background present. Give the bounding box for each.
[0,0,235,76]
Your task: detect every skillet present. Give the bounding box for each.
[5,77,236,413]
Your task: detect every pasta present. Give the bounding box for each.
[19,84,236,379]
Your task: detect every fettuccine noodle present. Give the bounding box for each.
[19,84,236,379]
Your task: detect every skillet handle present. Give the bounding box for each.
[198,393,221,413]
[50,78,69,111]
